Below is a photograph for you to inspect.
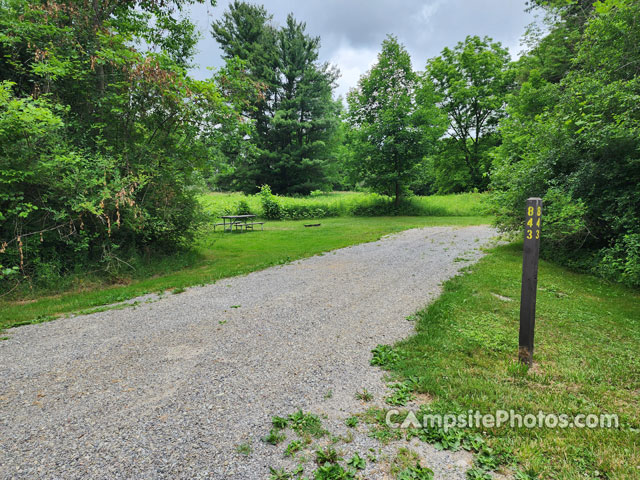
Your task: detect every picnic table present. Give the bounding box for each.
[214,214,264,233]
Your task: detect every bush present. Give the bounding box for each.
[259,185,281,220]
[235,198,252,215]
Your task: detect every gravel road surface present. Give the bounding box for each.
[1,225,496,479]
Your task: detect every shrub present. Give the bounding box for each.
[259,185,282,220]
[235,198,252,215]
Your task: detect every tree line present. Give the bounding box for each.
[0,0,638,290]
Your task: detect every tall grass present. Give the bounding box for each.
[200,191,487,219]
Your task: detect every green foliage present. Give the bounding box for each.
[345,416,359,428]
[313,464,355,480]
[212,2,340,195]
[354,389,373,402]
[396,462,434,480]
[347,36,447,206]
[269,467,292,480]
[235,442,252,456]
[315,446,342,466]
[426,35,514,192]
[272,416,289,430]
[385,382,415,407]
[288,410,326,438]
[284,440,304,457]
[346,453,365,470]
[0,0,247,292]
[264,428,286,445]
[492,0,640,286]
[370,344,399,367]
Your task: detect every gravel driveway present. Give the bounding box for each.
[1,225,496,479]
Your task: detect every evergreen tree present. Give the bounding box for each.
[211,2,340,194]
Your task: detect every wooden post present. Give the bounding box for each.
[518,198,542,366]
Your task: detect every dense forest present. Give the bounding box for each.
[0,0,638,291]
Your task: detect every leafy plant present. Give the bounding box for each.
[345,416,359,428]
[315,446,342,466]
[284,440,304,457]
[355,389,373,402]
[346,453,365,470]
[288,410,326,438]
[269,467,291,480]
[264,428,286,445]
[236,442,252,456]
[370,344,399,367]
[385,382,414,406]
[272,416,289,430]
[313,464,355,480]
[396,462,434,480]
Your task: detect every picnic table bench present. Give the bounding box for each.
[214,214,264,233]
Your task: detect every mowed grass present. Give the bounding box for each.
[385,243,640,479]
[0,215,490,330]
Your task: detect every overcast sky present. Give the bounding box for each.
[186,0,537,98]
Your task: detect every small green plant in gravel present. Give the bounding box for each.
[288,410,327,438]
[315,446,342,466]
[324,389,333,399]
[235,442,252,455]
[284,440,304,457]
[354,388,373,402]
[396,462,434,480]
[370,344,399,367]
[313,463,355,480]
[272,415,289,430]
[466,468,492,480]
[345,416,359,428]
[269,467,291,480]
[346,453,366,470]
[264,428,286,445]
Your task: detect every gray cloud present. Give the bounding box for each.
[186,0,536,97]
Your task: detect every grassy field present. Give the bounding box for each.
[200,191,488,218]
[376,243,640,479]
[0,215,490,330]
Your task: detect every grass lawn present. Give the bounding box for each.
[381,243,640,479]
[0,215,490,330]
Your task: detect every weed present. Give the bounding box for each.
[355,389,373,402]
[313,463,355,480]
[345,416,359,428]
[235,442,251,456]
[172,287,186,294]
[315,446,342,466]
[324,389,333,399]
[370,344,399,367]
[385,382,414,406]
[284,440,304,457]
[288,410,326,438]
[264,428,286,445]
[268,467,291,480]
[272,416,289,430]
[346,453,365,470]
[397,462,434,480]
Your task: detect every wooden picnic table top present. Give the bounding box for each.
[220,214,256,219]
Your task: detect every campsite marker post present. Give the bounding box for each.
[518,198,542,366]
